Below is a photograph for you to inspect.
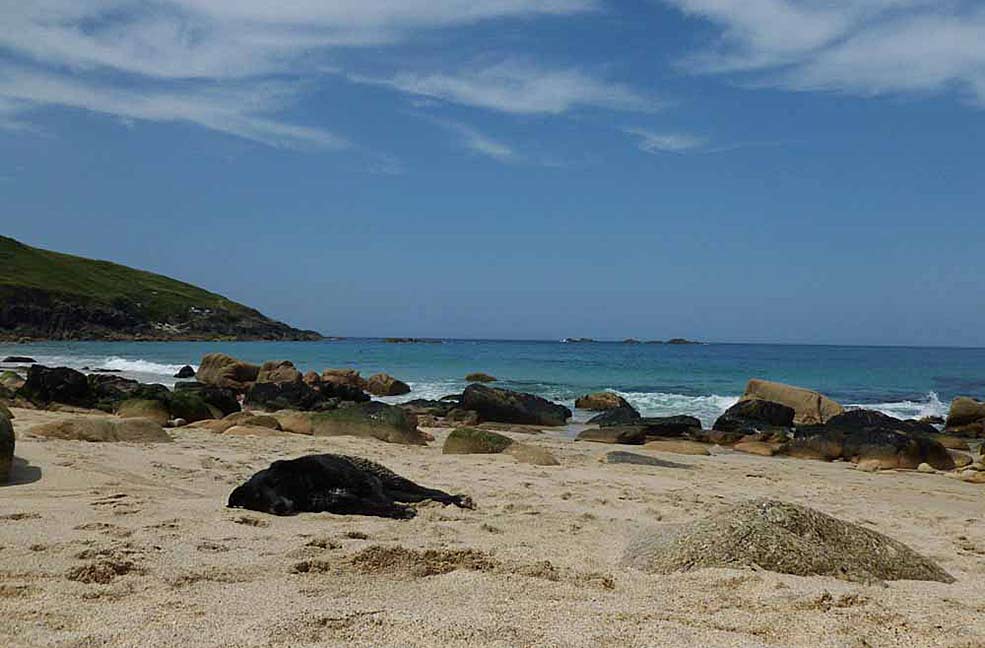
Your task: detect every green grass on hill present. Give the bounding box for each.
[0,235,259,321]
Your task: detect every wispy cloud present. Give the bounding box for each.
[625,128,706,153]
[351,61,657,115]
[435,119,517,162]
[663,0,985,106]
[0,1,596,146]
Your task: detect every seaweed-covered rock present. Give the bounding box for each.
[784,424,955,471]
[310,402,427,445]
[19,365,92,407]
[195,353,259,392]
[443,427,514,454]
[168,391,215,423]
[623,498,953,583]
[365,373,411,396]
[462,384,570,426]
[173,381,240,416]
[28,417,172,443]
[0,370,25,391]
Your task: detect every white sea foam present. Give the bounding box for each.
[98,357,193,376]
[614,391,740,428]
[847,391,947,421]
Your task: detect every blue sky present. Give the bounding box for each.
[2,1,984,346]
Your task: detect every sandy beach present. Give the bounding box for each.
[2,407,984,648]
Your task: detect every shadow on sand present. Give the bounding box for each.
[2,457,42,486]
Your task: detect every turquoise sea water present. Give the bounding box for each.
[2,340,983,426]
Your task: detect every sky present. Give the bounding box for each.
[1,1,984,346]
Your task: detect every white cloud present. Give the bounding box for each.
[352,61,656,114]
[625,128,706,153]
[0,0,596,146]
[664,1,985,105]
[437,119,517,161]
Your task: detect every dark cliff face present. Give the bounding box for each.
[0,286,321,341]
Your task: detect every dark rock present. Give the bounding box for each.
[245,381,325,412]
[576,426,646,444]
[316,380,369,403]
[462,384,570,426]
[365,373,411,397]
[589,404,642,427]
[399,399,457,417]
[173,365,195,379]
[824,409,938,436]
[946,397,985,429]
[713,399,794,433]
[2,356,35,363]
[637,415,702,439]
[465,372,497,383]
[601,451,689,468]
[168,391,215,423]
[87,374,145,410]
[173,381,240,416]
[18,365,92,407]
[443,427,514,454]
[1,411,13,483]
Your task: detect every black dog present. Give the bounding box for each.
[228,454,474,519]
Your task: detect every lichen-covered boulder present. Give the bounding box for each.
[195,353,259,392]
[740,379,843,425]
[462,384,570,426]
[443,427,514,454]
[28,417,172,443]
[623,498,953,583]
[310,402,427,445]
[365,373,411,396]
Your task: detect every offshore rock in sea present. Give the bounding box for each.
[173,365,195,379]
[462,384,571,427]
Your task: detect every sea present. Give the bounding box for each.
[2,340,983,427]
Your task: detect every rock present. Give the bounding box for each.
[195,353,259,392]
[28,417,172,442]
[689,428,749,446]
[365,373,411,397]
[1,412,13,482]
[116,399,171,426]
[740,379,843,425]
[576,426,646,445]
[949,450,973,469]
[443,427,514,454]
[477,422,542,434]
[309,402,427,445]
[462,384,571,426]
[623,498,954,583]
[960,470,985,484]
[399,399,458,418]
[936,435,971,451]
[445,408,480,426]
[574,392,629,411]
[173,365,195,379]
[272,410,315,436]
[87,374,150,411]
[465,372,497,383]
[170,391,218,423]
[825,409,938,436]
[637,415,702,438]
[781,434,843,461]
[919,415,945,426]
[320,368,367,389]
[504,443,560,466]
[223,425,291,437]
[713,399,795,433]
[172,381,240,416]
[643,439,711,456]
[0,370,25,391]
[2,356,35,363]
[244,381,325,412]
[316,381,370,403]
[601,451,689,468]
[733,440,780,457]
[223,411,281,429]
[302,371,321,386]
[256,360,302,385]
[946,397,985,428]
[18,365,92,407]
[588,405,642,427]
[944,421,985,438]
[0,401,12,420]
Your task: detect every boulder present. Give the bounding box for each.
[116,399,171,425]
[786,426,955,471]
[950,451,973,469]
[18,365,93,407]
[588,404,642,427]
[443,427,514,454]
[740,379,843,425]
[320,368,367,389]
[87,374,152,411]
[222,411,282,430]
[946,397,985,429]
[172,381,240,416]
[575,392,629,411]
[825,409,938,436]
[637,415,702,439]
[0,370,25,391]
[600,451,689,468]
[0,401,12,420]
[936,435,971,451]
[195,353,259,392]
[0,412,13,483]
[365,373,411,397]
[399,399,458,418]
[733,440,780,457]
[28,417,172,443]
[317,381,371,403]
[643,439,711,456]
[302,371,321,386]
[504,443,560,466]
[462,384,571,426]
[309,402,427,445]
[173,365,195,379]
[244,381,326,412]
[2,356,35,363]
[223,425,291,437]
[623,498,953,583]
[256,360,302,385]
[713,398,794,433]
[272,410,315,436]
[168,391,216,423]
[576,426,646,445]
[465,372,497,383]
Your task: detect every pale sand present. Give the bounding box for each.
[2,407,985,648]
